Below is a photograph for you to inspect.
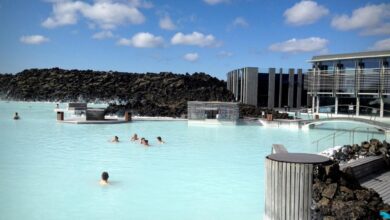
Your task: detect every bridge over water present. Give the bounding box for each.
[299,117,390,131]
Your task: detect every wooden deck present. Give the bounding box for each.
[340,156,390,204]
[360,170,390,204]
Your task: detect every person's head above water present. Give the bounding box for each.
[157,136,164,143]
[101,172,109,182]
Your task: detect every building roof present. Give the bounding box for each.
[187,101,239,105]
[309,50,390,62]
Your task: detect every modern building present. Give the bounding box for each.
[226,67,258,106]
[227,67,307,109]
[306,50,390,117]
[187,101,240,124]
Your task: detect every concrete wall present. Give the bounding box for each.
[297,69,303,108]
[288,68,295,108]
[227,67,258,106]
[268,68,276,109]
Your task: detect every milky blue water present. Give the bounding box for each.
[0,101,385,220]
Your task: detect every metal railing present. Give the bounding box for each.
[312,126,381,152]
[310,104,390,121]
[305,68,390,94]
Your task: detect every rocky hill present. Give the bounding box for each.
[0,68,235,116]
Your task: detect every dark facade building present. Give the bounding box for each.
[227,67,308,109]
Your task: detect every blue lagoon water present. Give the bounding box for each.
[0,101,385,220]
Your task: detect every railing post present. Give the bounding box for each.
[356,97,360,116]
[380,97,384,118]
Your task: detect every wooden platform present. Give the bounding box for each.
[59,119,130,124]
[340,156,390,204]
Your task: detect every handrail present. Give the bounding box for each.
[312,130,349,152]
[302,117,390,130]
[312,126,382,152]
[310,104,390,124]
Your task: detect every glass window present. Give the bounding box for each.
[339,60,356,70]
[383,58,389,68]
[362,58,380,69]
[320,61,335,71]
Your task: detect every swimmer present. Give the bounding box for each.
[140,137,145,145]
[13,112,20,120]
[111,136,119,143]
[144,140,150,146]
[156,136,165,144]
[100,171,109,185]
[131,133,139,141]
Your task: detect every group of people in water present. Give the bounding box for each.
[103,134,165,185]
[111,134,165,146]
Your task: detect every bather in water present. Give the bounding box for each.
[13,112,20,120]
[157,136,165,144]
[131,133,139,141]
[100,171,109,186]
[111,136,119,143]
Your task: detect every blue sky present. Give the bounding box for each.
[0,0,389,79]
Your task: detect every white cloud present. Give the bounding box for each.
[232,17,248,28]
[171,32,221,47]
[331,3,390,35]
[82,2,145,29]
[159,15,176,30]
[269,37,328,53]
[284,1,329,26]
[117,32,164,48]
[127,0,153,8]
[92,30,114,39]
[360,23,390,36]
[369,38,390,51]
[203,0,229,5]
[183,53,199,62]
[42,1,86,28]
[218,50,233,57]
[42,1,145,29]
[20,35,50,45]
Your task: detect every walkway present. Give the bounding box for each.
[299,117,390,131]
[360,170,390,204]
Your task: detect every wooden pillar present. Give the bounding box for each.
[57,111,64,121]
[124,111,132,122]
[265,153,330,220]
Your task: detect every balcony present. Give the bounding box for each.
[305,68,390,96]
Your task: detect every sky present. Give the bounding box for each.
[0,0,389,79]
